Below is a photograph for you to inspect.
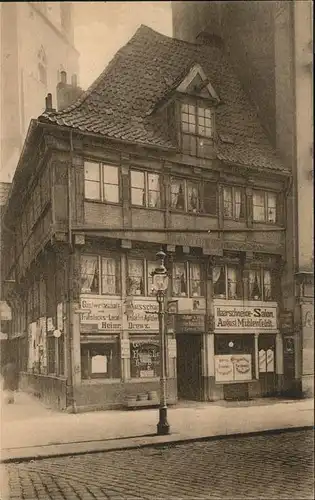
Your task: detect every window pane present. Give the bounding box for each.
[223,187,233,218]
[81,342,120,379]
[103,165,118,184]
[234,188,244,220]
[187,181,199,212]
[203,182,217,214]
[101,258,118,295]
[227,267,242,299]
[172,262,187,296]
[190,263,203,296]
[131,170,144,189]
[148,173,161,208]
[182,134,197,156]
[85,180,100,200]
[213,266,226,297]
[81,255,99,294]
[128,260,144,295]
[263,269,272,300]
[131,187,145,206]
[147,261,157,295]
[104,184,119,203]
[171,178,185,210]
[130,339,160,378]
[85,162,100,181]
[249,270,262,300]
[267,193,277,223]
[253,191,265,222]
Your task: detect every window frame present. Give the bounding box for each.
[170,176,217,215]
[223,185,246,221]
[249,267,275,302]
[130,169,162,209]
[84,161,120,204]
[252,190,278,224]
[213,264,243,300]
[172,261,205,298]
[80,254,120,296]
[81,341,121,380]
[180,101,214,158]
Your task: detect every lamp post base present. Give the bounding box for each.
[157,407,170,435]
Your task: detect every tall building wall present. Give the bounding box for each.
[0,2,79,182]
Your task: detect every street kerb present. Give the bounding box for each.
[1,425,314,464]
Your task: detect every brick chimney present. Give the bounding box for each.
[56,71,83,111]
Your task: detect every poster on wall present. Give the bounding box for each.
[215,355,234,382]
[215,354,252,382]
[91,354,107,374]
[232,354,252,381]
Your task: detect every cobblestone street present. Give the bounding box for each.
[4,429,314,500]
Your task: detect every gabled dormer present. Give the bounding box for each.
[175,63,221,159]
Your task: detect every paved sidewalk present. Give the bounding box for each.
[1,390,313,463]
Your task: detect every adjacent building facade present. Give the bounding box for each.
[172,0,314,398]
[2,25,298,411]
[0,2,79,182]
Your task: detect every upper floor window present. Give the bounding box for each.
[130,170,161,208]
[80,255,120,295]
[172,262,204,297]
[181,103,214,158]
[213,265,242,300]
[252,191,277,224]
[170,177,217,215]
[223,186,245,221]
[127,259,157,296]
[84,161,120,203]
[249,268,274,301]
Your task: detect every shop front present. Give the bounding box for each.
[75,295,177,409]
[210,300,279,401]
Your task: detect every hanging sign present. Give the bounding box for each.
[176,314,205,333]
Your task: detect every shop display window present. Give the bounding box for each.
[130,337,160,378]
[81,341,120,379]
[214,335,254,383]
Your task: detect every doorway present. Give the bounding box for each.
[176,334,202,400]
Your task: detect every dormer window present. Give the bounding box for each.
[180,102,214,158]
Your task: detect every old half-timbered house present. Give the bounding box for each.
[2,26,295,411]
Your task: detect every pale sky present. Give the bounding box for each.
[73,2,172,89]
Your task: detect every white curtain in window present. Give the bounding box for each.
[81,256,97,293]
[249,270,261,299]
[253,192,265,222]
[148,173,160,208]
[263,269,272,300]
[212,267,221,284]
[235,188,242,219]
[187,183,199,211]
[128,260,144,295]
[190,263,201,296]
[147,261,157,295]
[223,188,233,217]
[267,193,277,223]
[227,267,237,299]
[171,180,185,209]
[173,263,187,296]
[102,258,116,294]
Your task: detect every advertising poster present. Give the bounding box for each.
[215,354,252,382]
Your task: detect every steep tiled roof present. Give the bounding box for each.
[40,25,288,173]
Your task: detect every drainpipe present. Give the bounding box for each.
[66,129,76,413]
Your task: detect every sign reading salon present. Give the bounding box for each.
[213,303,278,332]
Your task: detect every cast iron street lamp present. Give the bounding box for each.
[152,250,170,435]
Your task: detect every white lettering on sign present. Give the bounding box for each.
[214,303,278,332]
[127,300,159,332]
[80,297,122,331]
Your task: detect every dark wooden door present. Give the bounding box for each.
[176,334,202,400]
